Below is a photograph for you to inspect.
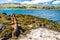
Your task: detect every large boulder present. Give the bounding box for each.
[18,28,60,40]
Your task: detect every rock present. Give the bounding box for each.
[17,28,60,40]
[56,35,60,39]
[0,23,5,31]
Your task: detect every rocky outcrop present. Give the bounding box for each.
[18,28,60,40]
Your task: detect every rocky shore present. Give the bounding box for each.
[17,28,60,40]
[0,13,60,40]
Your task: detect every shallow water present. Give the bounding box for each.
[0,10,60,23]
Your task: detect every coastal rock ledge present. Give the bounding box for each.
[18,28,60,40]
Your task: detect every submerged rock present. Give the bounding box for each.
[17,28,60,40]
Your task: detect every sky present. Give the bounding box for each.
[0,0,60,5]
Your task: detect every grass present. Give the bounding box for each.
[0,13,60,39]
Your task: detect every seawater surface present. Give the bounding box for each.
[0,10,60,23]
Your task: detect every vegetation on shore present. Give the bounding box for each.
[0,13,60,39]
[0,3,60,10]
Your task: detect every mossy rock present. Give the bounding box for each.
[0,28,12,38]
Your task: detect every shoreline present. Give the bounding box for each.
[0,9,60,10]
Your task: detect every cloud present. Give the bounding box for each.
[33,0,53,2]
[52,1,60,4]
[0,0,12,3]
[8,0,12,2]
[21,0,53,4]
[1,0,60,5]
[21,1,38,4]
[0,0,20,3]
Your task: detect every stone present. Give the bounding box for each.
[17,28,60,40]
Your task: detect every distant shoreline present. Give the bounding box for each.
[0,9,60,10]
[0,3,60,10]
